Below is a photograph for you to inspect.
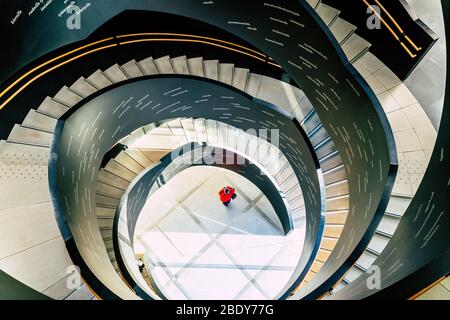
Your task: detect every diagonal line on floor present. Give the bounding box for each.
[142,241,191,300]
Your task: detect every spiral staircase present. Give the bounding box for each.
[0,0,448,300]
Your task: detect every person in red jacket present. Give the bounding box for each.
[219,186,237,207]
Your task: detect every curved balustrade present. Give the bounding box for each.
[51,75,322,299]
[327,3,450,297]
[0,0,447,300]
[114,142,298,298]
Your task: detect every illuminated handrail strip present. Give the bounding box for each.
[373,0,404,33]
[118,38,268,63]
[0,37,114,101]
[405,35,422,51]
[400,42,417,58]
[364,0,400,41]
[363,0,417,58]
[0,44,117,111]
[373,0,422,51]
[116,32,267,58]
[0,36,281,111]
[408,276,446,300]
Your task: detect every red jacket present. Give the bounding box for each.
[219,186,235,203]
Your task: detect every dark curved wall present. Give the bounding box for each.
[329,0,450,299]
[1,0,396,299]
[138,1,397,298]
[0,9,284,139]
[0,271,50,300]
[1,0,447,300]
[53,76,321,298]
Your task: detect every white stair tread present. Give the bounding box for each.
[219,63,234,85]
[320,151,343,173]
[0,202,60,264]
[292,207,306,219]
[288,194,305,210]
[330,17,357,44]
[245,73,263,97]
[96,181,125,199]
[132,135,187,150]
[70,77,98,98]
[376,215,400,236]
[235,130,250,154]
[326,195,349,211]
[121,59,144,78]
[0,140,50,166]
[124,149,153,168]
[256,75,305,116]
[316,140,337,160]
[138,57,160,75]
[147,125,173,136]
[103,64,128,83]
[293,97,314,122]
[341,34,372,63]
[216,122,228,146]
[120,128,146,147]
[306,0,320,9]
[203,60,219,81]
[323,164,347,185]
[302,112,321,134]
[205,119,218,144]
[263,149,286,177]
[97,217,115,229]
[275,165,295,186]
[97,169,130,190]
[226,127,240,150]
[62,283,95,300]
[96,207,116,219]
[22,110,57,133]
[344,267,363,283]
[0,236,76,295]
[355,251,378,271]
[53,86,82,107]
[316,3,340,26]
[232,68,249,91]
[37,97,70,119]
[114,153,144,175]
[254,139,272,165]
[367,234,390,254]
[138,150,169,163]
[180,118,197,142]
[386,196,411,216]
[104,160,137,182]
[171,56,190,75]
[86,70,113,90]
[187,57,204,77]
[280,175,300,194]
[7,125,53,148]
[154,56,175,74]
[0,164,51,210]
[325,180,349,198]
[286,186,303,203]
[193,119,208,142]
[245,134,259,159]
[96,194,120,208]
[332,282,347,294]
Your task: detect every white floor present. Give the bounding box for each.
[134,167,305,300]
